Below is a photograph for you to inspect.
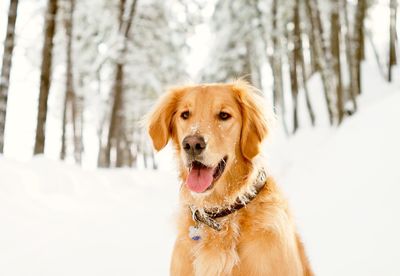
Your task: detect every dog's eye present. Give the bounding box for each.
[219,112,231,121]
[180,111,190,120]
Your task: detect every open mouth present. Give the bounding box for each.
[185,156,228,193]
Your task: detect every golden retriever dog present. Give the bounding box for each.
[147,81,313,276]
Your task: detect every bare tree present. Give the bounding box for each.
[34,0,59,155]
[0,0,19,153]
[305,0,335,125]
[270,0,289,135]
[388,0,398,82]
[103,0,138,167]
[342,0,358,112]
[289,1,301,133]
[331,0,344,123]
[353,0,367,94]
[60,0,80,162]
[298,1,315,126]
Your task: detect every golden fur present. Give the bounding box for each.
[147,81,313,276]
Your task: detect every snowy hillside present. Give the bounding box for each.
[1,76,400,275]
[271,90,400,276]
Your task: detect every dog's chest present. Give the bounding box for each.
[188,216,244,275]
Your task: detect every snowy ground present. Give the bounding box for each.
[1,66,400,275]
[0,159,179,275]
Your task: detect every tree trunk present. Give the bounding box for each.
[95,67,108,167]
[342,0,358,112]
[0,0,19,153]
[353,0,367,94]
[248,41,262,89]
[34,0,58,155]
[388,0,398,82]
[60,90,68,160]
[305,0,335,125]
[61,0,76,161]
[104,0,138,167]
[151,150,157,170]
[105,64,123,167]
[299,1,316,126]
[73,96,84,164]
[290,2,300,133]
[270,0,289,135]
[331,0,345,124]
[70,9,82,164]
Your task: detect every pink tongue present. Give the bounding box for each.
[186,167,214,193]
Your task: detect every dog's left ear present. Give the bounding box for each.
[233,83,269,161]
[147,88,183,151]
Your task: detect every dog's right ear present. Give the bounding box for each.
[147,88,184,151]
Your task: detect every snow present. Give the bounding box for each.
[269,92,400,276]
[1,57,400,276]
[0,158,179,275]
[264,62,400,275]
[1,68,399,275]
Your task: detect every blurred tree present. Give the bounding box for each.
[388,0,398,82]
[0,0,19,153]
[289,0,300,133]
[34,0,58,155]
[102,0,138,168]
[201,0,266,88]
[331,0,344,124]
[97,0,188,168]
[353,0,367,95]
[305,0,335,125]
[298,1,315,126]
[60,0,82,163]
[342,0,358,112]
[1,0,393,166]
[270,0,288,134]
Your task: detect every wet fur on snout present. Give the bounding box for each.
[147,81,313,275]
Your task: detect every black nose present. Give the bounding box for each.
[182,135,206,156]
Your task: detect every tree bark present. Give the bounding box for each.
[0,0,19,153]
[34,0,58,155]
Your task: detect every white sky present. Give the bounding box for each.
[0,0,398,167]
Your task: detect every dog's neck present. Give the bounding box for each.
[189,168,267,231]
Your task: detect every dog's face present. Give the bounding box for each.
[148,82,268,196]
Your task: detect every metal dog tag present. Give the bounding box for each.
[189,225,201,241]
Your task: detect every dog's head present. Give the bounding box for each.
[147,81,269,197]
